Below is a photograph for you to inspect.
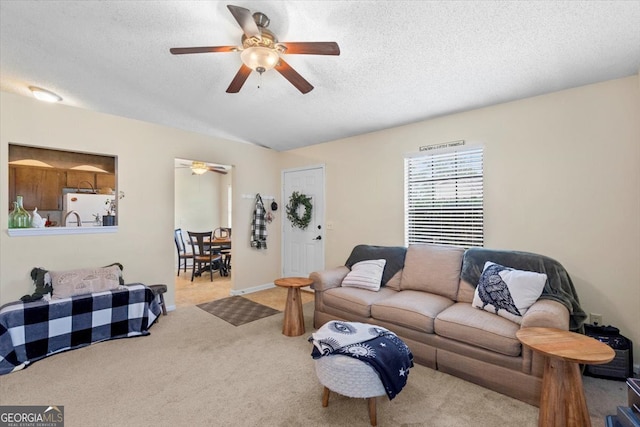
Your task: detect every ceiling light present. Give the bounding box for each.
[240,47,279,74]
[191,161,208,175]
[29,86,62,103]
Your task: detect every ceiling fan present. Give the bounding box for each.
[176,161,228,175]
[170,4,340,94]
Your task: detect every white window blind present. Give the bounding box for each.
[404,146,483,248]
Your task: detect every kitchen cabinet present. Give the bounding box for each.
[65,171,115,192]
[8,145,117,216]
[95,173,116,190]
[66,170,96,191]
[9,166,64,211]
[8,166,117,212]
[8,167,15,211]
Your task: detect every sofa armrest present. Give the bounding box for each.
[520,299,571,376]
[521,299,570,330]
[310,266,350,292]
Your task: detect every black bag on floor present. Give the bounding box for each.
[584,324,633,380]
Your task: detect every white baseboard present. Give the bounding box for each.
[166,304,176,313]
[230,282,276,296]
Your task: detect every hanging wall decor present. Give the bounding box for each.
[286,191,312,229]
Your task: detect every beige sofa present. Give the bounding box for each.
[310,244,587,406]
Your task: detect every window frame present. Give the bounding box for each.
[404,145,484,248]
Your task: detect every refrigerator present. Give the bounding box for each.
[63,193,113,227]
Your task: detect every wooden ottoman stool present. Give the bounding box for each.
[315,354,386,426]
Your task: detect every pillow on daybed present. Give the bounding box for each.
[472,261,547,324]
[50,265,123,299]
[342,259,387,291]
[22,263,124,302]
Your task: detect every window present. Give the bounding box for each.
[404,146,483,248]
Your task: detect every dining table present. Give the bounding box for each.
[203,237,231,276]
[204,237,231,247]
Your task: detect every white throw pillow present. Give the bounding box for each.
[50,265,122,299]
[342,259,387,292]
[472,261,547,324]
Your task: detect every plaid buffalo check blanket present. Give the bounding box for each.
[0,284,161,375]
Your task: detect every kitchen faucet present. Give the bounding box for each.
[64,210,82,227]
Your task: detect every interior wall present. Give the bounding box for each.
[219,172,232,229]
[280,75,640,363]
[174,166,221,233]
[0,91,282,308]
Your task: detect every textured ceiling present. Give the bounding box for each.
[1,1,639,151]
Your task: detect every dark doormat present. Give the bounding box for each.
[197,296,281,326]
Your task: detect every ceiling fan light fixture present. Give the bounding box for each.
[240,46,279,73]
[191,161,208,175]
[29,86,62,103]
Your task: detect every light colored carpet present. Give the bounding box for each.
[0,303,627,426]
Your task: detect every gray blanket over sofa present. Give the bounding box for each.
[345,244,587,332]
[460,248,587,331]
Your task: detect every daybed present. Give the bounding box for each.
[311,244,587,406]
[0,265,161,375]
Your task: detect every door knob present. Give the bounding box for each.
[314,235,322,240]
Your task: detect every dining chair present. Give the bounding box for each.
[213,227,232,276]
[174,228,193,276]
[188,231,223,282]
[213,227,231,239]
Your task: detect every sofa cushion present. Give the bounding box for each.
[371,290,454,334]
[456,279,476,304]
[50,265,123,299]
[400,244,464,300]
[385,269,403,291]
[323,287,397,318]
[435,303,522,357]
[345,245,406,287]
[472,262,547,324]
[342,259,386,291]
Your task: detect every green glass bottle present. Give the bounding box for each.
[8,201,17,228]
[11,195,31,228]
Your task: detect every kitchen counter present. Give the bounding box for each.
[7,226,117,237]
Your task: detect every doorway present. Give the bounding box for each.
[282,165,325,278]
[174,158,233,307]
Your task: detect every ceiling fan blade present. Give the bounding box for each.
[170,46,236,55]
[227,5,261,39]
[226,64,252,93]
[274,59,314,94]
[208,167,228,175]
[281,42,340,56]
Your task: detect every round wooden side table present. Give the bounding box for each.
[274,277,312,336]
[516,327,615,427]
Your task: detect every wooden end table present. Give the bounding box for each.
[516,327,615,427]
[274,277,312,337]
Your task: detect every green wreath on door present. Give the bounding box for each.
[286,192,312,229]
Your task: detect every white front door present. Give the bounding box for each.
[282,166,325,278]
